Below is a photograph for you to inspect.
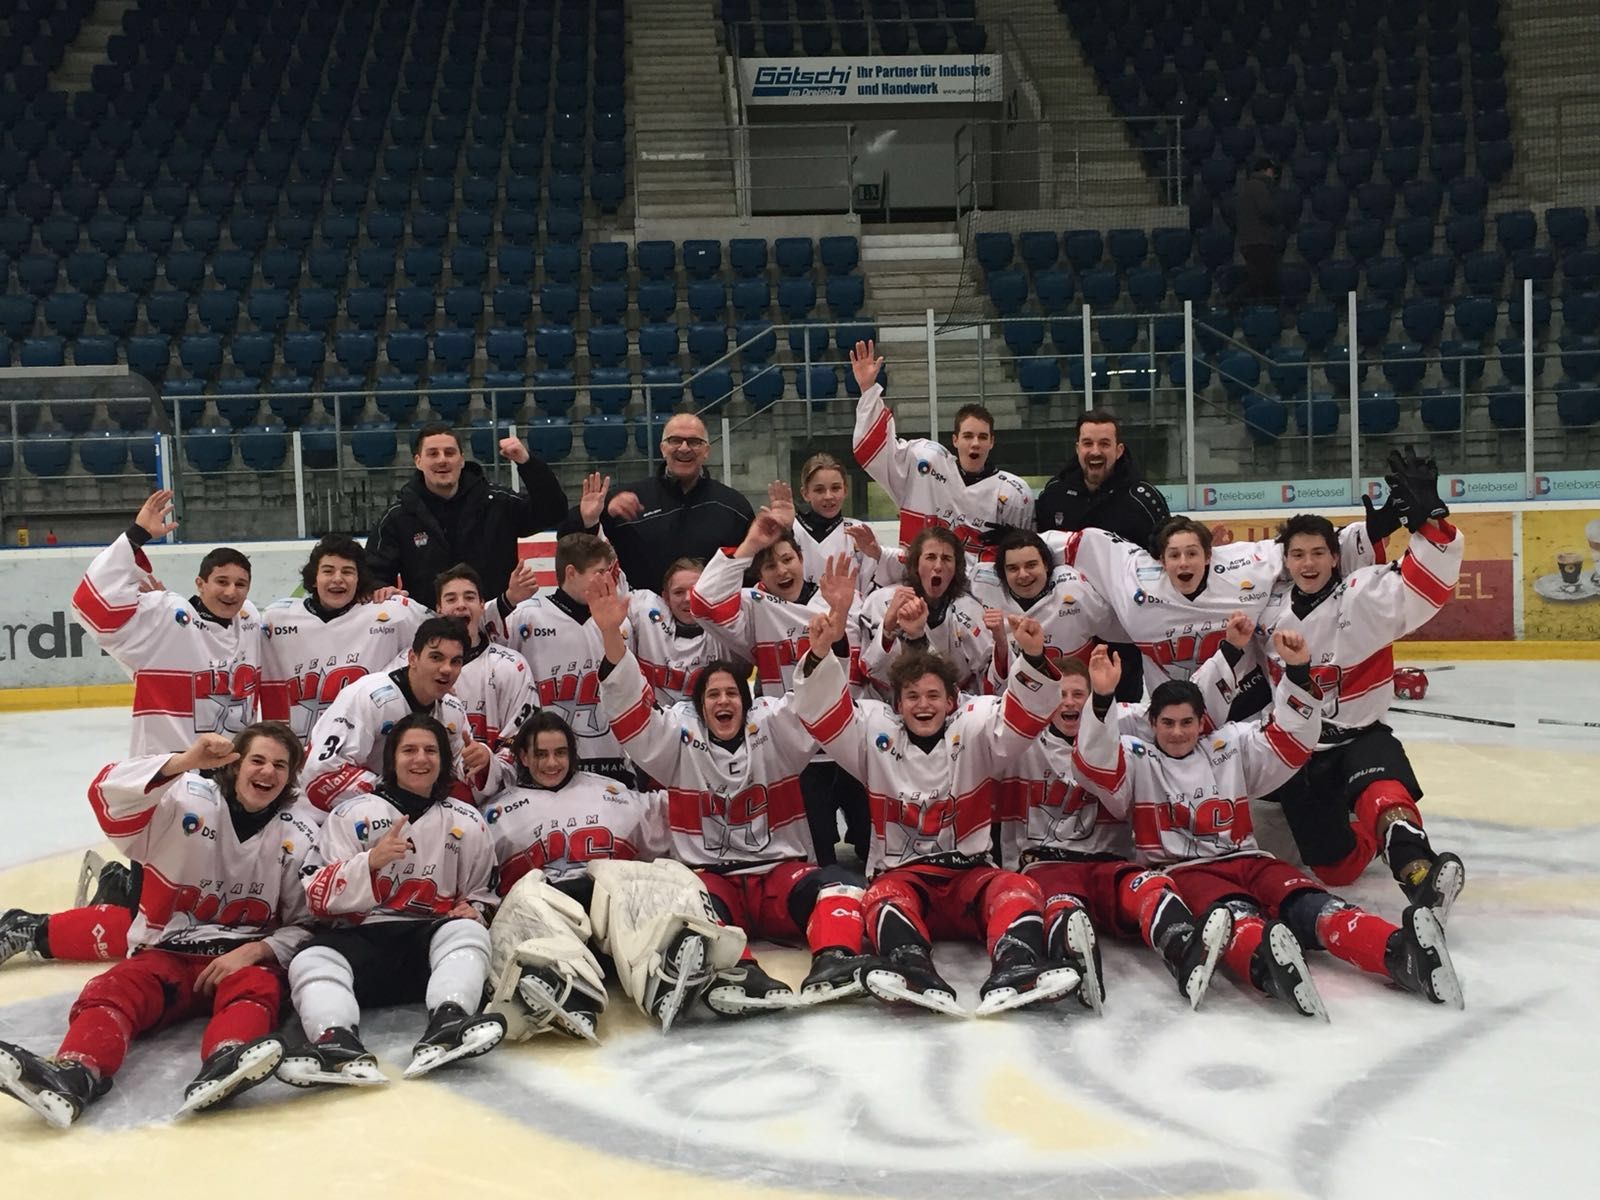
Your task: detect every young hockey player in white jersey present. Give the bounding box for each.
[1074,642,1462,1019]
[500,532,633,782]
[258,534,427,742]
[850,340,1033,558]
[283,714,506,1087]
[792,454,894,594]
[793,561,1079,1018]
[858,526,992,696]
[0,724,315,1126]
[594,573,875,1017]
[1248,449,1467,919]
[70,488,261,755]
[974,529,1121,695]
[433,563,538,752]
[300,618,499,813]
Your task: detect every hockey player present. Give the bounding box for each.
[1074,642,1462,1018]
[974,529,1121,695]
[792,454,892,593]
[850,340,1033,558]
[433,563,539,752]
[0,724,315,1127]
[300,618,499,813]
[858,526,993,696]
[1252,448,1467,918]
[792,560,1079,1017]
[281,714,506,1087]
[1001,656,1235,1013]
[593,572,875,1016]
[500,532,633,782]
[258,534,429,743]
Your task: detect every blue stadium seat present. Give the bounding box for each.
[532,369,576,417]
[683,240,721,281]
[524,414,573,461]
[388,287,431,331]
[1463,251,1506,296]
[586,323,628,369]
[184,427,234,474]
[1560,334,1600,382]
[486,329,528,372]
[534,325,577,370]
[639,323,680,367]
[1418,389,1462,433]
[636,241,676,281]
[444,286,484,328]
[687,281,727,323]
[825,276,865,319]
[22,432,74,478]
[1034,269,1074,314]
[94,292,139,338]
[1487,387,1525,430]
[1267,347,1311,399]
[727,238,768,280]
[591,242,629,283]
[739,321,780,363]
[1018,230,1059,273]
[820,236,859,276]
[239,425,289,472]
[583,413,629,460]
[299,425,339,471]
[687,323,729,366]
[178,333,223,380]
[777,279,817,320]
[297,288,338,333]
[1295,304,1339,352]
[1547,207,1590,254]
[1556,383,1600,428]
[78,429,130,476]
[1106,229,1148,271]
[794,365,838,405]
[1064,230,1105,272]
[1495,210,1537,256]
[197,289,241,334]
[451,246,489,288]
[1017,356,1061,400]
[637,280,677,324]
[975,232,1013,273]
[544,243,581,286]
[66,250,108,294]
[335,330,379,375]
[641,365,684,411]
[987,269,1026,316]
[214,387,263,430]
[774,238,814,278]
[1380,342,1426,392]
[351,421,398,468]
[1003,319,1045,358]
[386,329,430,376]
[589,367,632,416]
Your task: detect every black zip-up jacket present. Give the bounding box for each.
[365,458,567,609]
[1033,451,1171,554]
[558,466,754,593]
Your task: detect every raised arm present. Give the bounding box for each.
[70,490,182,656]
[792,562,872,783]
[1070,646,1136,819]
[1237,630,1322,795]
[849,340,917,504]
[499,436,570,534]
[686,500,793,649]
[85,735,235,851]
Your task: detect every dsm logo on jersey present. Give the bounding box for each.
[181,812,203,835]
[874,732,892,751]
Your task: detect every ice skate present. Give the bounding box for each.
[1399,853,1465,927]
[1047,906,1104,1014]
[649,930,716,1033]
[0,909,45,968]
[74,851,105,907]
[0,1041,107,1129]
[1162,903,1234,1011]
[865,944,966,1017]
[797,947,874,1004]
[705,960,795,1015]
[176,1035,284,1117]
[1250,920,1329,1021]
[276,1027,388,1088]
[403,1003,507,1078]
[974,936,1079,1017]
[516,967,602,1043]
[78,854,136,910]
[1386,904,1464,1009]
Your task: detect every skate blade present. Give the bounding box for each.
[403,1018,506,1079]
[175,1038,284,1119]
[974,967,1081,1018]
[863,970,968,1017]
[1065,913,1104,1015]
[276,1055,389,1089]
[1188,907,1235,1012]
[705,985,798,1016]
[1430,857,1465,927]
[1410,906,1465,1010]
[0,1047,78,1129]
[656,934,708,1035]
[798,977,867,1005]
[74,850,107,908]
[1268,923,1330,1023]
[516,976,601,1043]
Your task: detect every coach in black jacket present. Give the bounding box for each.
[365,423,568,609]
[1035,409,1169,701]
[558,412,754,590]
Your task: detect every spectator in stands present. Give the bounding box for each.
[559,413,754,590]
[1034,409,1169,702]
[1231,158,1290,306]
[365,423,567,611]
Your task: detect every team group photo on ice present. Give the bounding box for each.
[0,341,1471,1131]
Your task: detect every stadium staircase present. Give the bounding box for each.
[48,1,139,93]
[1501,0,1600,204]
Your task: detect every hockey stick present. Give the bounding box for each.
[1390,705,1516,729]
[1537,717,1600,730]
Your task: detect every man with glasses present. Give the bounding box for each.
[560,413,754,592]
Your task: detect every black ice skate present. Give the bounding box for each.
[797,947,875,1004]
[648,930,717,1034]
[0,1041,107,1129]
[975,934,1080,1018]
[176,1035,285,1118]
[1386,820,1465,925]
[403,1003,507,1079]
[1047,906,1105,1014]
[276,1027,387,1088]
[1385,905,1464,1009]
[865,943,966,1017]
[705,960,795,1016]
[1249,920,1329,1021]
[76,852,136,910]
[0,909,46,968]
[1161,903,1234,1011]
[517,966,603,1043]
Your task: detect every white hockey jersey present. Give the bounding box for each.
[482,772,672,892]
[85,757,316,963]
[793,647,1062,875]
[453,639,540,749]
[501,593,627,766]
[852,382,1034,556]
[1252,521,1463,745]
[302,791,498,925]
[257,595,428,743]
[299,668,479,815]
[998,729,1131,870]
[602,649,819,875]
[1072,671,1322,867]
[71,532,262,755]
[975,564,1122,694]
[689,547,866,699]
[856,585,993,695]
[793,512,894,596]
[627,588,720,708]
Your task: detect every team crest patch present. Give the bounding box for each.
[1286,695,1314,719]
[181,812,202,835]
[413,532,429,547]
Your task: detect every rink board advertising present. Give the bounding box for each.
[738,56,1004,105]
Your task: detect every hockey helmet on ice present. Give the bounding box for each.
[1393,668,1429,700]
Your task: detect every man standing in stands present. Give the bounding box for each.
[366,425,567,611]
[1231,158,1290,306]
[559,413,754,591]
[1034,410,1169,700]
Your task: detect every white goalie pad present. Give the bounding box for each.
[487,871,609,1041]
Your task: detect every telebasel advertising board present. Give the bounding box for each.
[738,56,1004,105]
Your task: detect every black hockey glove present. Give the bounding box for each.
[978,523,1009,547]
[1383,445,1448,530]
[1360,488,1407,542]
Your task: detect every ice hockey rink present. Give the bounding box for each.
[1,660,1594,1200]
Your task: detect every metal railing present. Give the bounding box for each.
[632,122,860,218]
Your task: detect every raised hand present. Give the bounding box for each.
[982,607,1006,634]
[177,733,239,774]
[1271,628,1310,666]
[368,816,412,872]
[818,552,859,616]
[1210,523,1235,548]
[134,489,179,540]
[739,506,790,555]
[1087,644,1121,695]
[504,561,539,605]
[461,733,491,777]
[898,594,930,638]
[588,572,631,634]
[843,522,881,561]
[850,339,884,393]
[579,471,611,528]
[607,490,644,522]
[370,586,406,603]
[498,436,530,465]
[1224,609,1255,649]
[1384,445,1448,529]
[807,602,847,654]
[1008,613,1046,659]
[765,483,796,529]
